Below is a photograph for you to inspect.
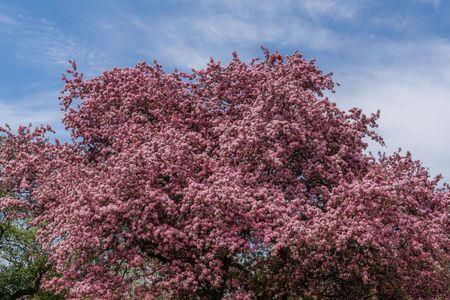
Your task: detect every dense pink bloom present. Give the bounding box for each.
[0,50,448,299]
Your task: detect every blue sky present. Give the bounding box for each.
[1,0,450,178]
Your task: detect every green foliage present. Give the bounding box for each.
[0,187,63,299]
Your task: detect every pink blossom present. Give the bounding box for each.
[0,49,448,299]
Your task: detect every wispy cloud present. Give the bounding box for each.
[0,90,62,130]
[335,38,450,177]
[0,4,110,75]
[0,4,111,140]
[119,0,353,69]
[417,0,441,7]
[297,0,367,20]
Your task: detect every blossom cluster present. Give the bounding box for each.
[0,50,448,299]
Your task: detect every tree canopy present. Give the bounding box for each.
[0,49,448,299]
[0,178,62,299]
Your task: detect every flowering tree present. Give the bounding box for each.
[0,141,62,300]
[0,208,61,300]
[0,49,448,299]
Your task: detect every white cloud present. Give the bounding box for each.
[199,0,366,21]
[417,0,440,7]
[0,90,63,132]
[334,39,450,178]
[297,0,367,20]
[0,5,110,75]
[123,1,351,69]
